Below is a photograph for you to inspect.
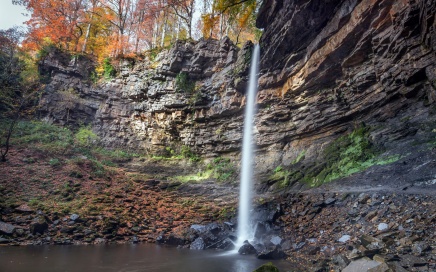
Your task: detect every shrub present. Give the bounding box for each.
[49,158,61,167]
[74,126,98,147]
[180,145,200,162]
[103,58,116,79]
[210,157,236,182]
[175,72,195,93]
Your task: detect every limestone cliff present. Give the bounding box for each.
[38,0,436,191]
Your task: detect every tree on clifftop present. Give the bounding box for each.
[201,0,259,45]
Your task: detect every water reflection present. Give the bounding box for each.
[0,243,294,272]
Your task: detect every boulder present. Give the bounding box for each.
[270,236,282,246]
[15,204,33,213]
[253,262,280,272]
[70,214,80,221]
[190,237,206,250]
[254,222,268,239]
[30,216,48,235]
[0,221,16,235]
[238,241,257,255]
[342,258,382,272]
[214,238,235,250]
[257,246,286,260]
[377,223,389,231]
[339,235,351,243]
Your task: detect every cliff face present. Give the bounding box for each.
[40,38,250,155]
[253,0,436,186]
[39,0,436,191]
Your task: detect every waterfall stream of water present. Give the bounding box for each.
[236,44,260,248]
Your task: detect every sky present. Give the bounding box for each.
[0,0,28,30]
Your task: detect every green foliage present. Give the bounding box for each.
[1,119,141,170]
[74,126,98,147]
[217,206,236,220]
[69,170,83,179]
[89,71,99,84]
[1,120,74,154]
[49,158,61,167]
[144,47,164,61]
[28,198,41,208]
[151,145,200,162]
[173,156,235,183]
[208,157,236,182]
[36,38,57,61]
[95,148,139,162]
[0,28,33,112]
[254,28,263,41]
[180,145,201,162]
[103,58,116,79]
[89,159,107,178]
[175,72,195,93]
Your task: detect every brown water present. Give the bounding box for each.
[0,243,295,272]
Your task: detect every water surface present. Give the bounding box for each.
[0,243,294,272]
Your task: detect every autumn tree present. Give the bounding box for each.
[0,27,40,161]
[202,0,259,44]
[167,0,195,39]
[97,0,136,56]
[19,0,86,51]
[14,0,261,72]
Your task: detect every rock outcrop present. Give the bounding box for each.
[38,0,436,192]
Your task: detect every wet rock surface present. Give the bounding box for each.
[271,191,436,271]
[0,150,435,271]
[36,0,436,196]
[4,0,435,271]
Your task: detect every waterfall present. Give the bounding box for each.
[236,44,260,247]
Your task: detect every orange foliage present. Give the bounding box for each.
[19,0,261,63]
[22,0,85,51]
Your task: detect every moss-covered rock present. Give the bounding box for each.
[253,262,280,272]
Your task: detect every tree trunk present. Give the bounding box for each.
[161,18,167,47]
[219,13,223,39]
[82,21,92,53]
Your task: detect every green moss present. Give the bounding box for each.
[150,145,200,162]
[291,150,306,164]
[49,158,61,167]
[210,157,236,182]
[172,156,235,183]
[172,169,213,183]
[269,167,302,189]
[175,72,195,93]
[270,126,403,189]
[273,165,283,173]
[303,126,402,187]
[253,262,280,272]
[217,206,236,220]
[180,145,201,162]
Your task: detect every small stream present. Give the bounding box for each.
[0,243,295,272]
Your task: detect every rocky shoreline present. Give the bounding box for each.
[1,180,435,271]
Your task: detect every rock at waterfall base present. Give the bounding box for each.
[253,262,280,272]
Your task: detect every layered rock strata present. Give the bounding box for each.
[39,0,436,190]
